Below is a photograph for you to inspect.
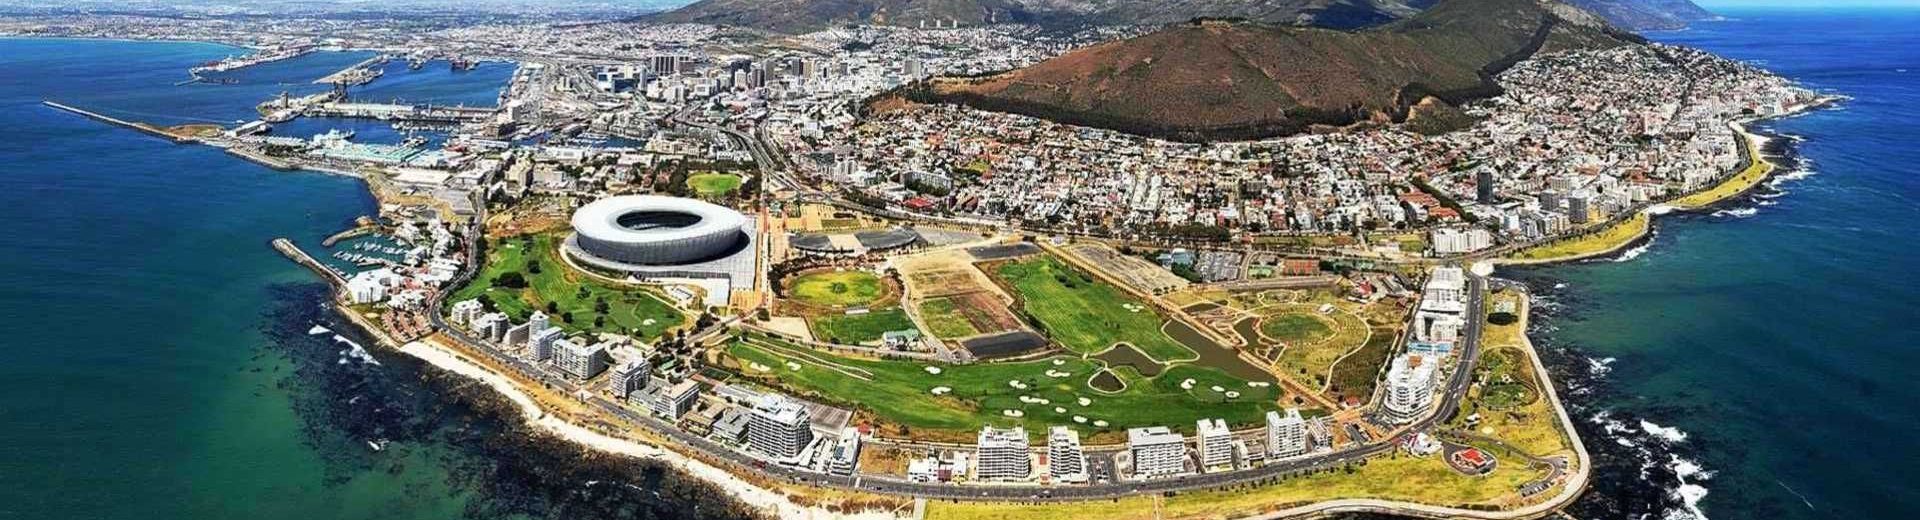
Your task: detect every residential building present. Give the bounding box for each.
[650,378,700,421]
[749,395,813,459]
[1383,354,1439,424]
[608,358,651,400]
[974,426,1031,481]
[551,339,608,380]
[1196,418,1234,472]
[527,327,562,361]
[1047,426,1087,483]
[1127,426,1187,478]
[1266,408,1308,458]
[824,432,861,476]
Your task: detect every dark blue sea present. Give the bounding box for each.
[0,38,750,520]
[1515,7,1920,520]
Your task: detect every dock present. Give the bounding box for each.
[315,54,388,85]
[42,100,194,143]
[272,238,348,288]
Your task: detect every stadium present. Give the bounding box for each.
[569,195,749,266]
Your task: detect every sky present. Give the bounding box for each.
[1697,0,1920,8]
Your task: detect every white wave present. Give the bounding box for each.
[1587,356,1616,376]
[1712,207,1758,219]
[333,334,381,366]
[308,325,332,335]
[1662,455,1715,520]
[1645,204,1675,216]
[1771,168,1817,183]
[1641,419,1690,443]
[1553,282,1567,289]
[1756,200,1778,207]
[1612,240,1652,262]
[1753,189,1788,200]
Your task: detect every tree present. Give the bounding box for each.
[546,301,560,314]
[561,312,574,323]
[492,272,528,288]
[528,260,542,274]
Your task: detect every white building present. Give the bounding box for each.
[749,395,814,459]
[1266,408,1308,459]
[551,339,608,380]
[1047,426,1087,483]
[1383,354,1440,424]
[650,378,700,421]
[824,432,861,476]
[449,299,483,325]
[1127,426,1188,478]
[471,312,509,342]
[974,426,1031,481]
[608,358,651,399]
[1196,418,1235,472]
[527,327,563,361]
[1430,227,1494,255]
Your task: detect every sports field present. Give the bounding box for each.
[993,256,1196,362]
[448,233,684,340]
[1259,303,1371,390]
[787,269,888,308]
[686,172,743,198]
[917,297,981,338]
[809,308,917,345]
[725,333,1277,442]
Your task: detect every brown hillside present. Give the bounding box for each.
[910,0,1640,141]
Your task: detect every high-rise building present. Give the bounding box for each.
[1266,408,1308,458]
[1383,354,1439,424]
[1195,418,1235,472]
[528,327,562,361]
[974,426,1031,481]
[1127,426,1188,478]
[749,395,813,459]
[1567,195,1592,224]
[551,339,608,380]
[649,378,700,421]
[825,432,861,476]
[528,311,550,335]
[1047,426,1087,483]
[608,358,651,400]
[1476,168,1496,204]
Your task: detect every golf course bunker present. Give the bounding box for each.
[1164,320,1276,382]
[1087,368,1126,392]
[1093,343,1164,377]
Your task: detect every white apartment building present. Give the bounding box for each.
[1266,408,1308,458]
[551,339,607,380]
[1383,354,1440,424]
[1128,426,1188,478]
[749,395,814,459]
[607,358,651,399]
[1047,426,1087,483]
[1196,418,1235,472]
[975,426,1031,481]
[650,378,700,421]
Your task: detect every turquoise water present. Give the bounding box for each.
[1524,8,1920,520]
[0,38,745,520]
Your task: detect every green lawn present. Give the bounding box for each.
[1261,313,1336,344]
[726,333,1278,441]
[448,234,684,340]
[788,270,886,307]
[918,297,982,339]
[686,172,743,198]
[810,308,916,345]
[994,256,1196,362]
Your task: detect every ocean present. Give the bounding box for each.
[0,7,1914,520]
[0,38,750,520]
[1517,7,1920,520]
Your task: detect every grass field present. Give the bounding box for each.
[926,452,1545,520]
[1450,290,1570,458]
[1326,328,1397,406]
[918,297,981,338]
[686,172,743,198]
[1508,212,1649,262]
[448,233,684,340]
[809,308,916,345]
[994,256,1196,362]
[787,270,887,308]
[725,333,1277,442]
[1263,305,1371,390]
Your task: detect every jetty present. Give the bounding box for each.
[272,238,347,288]
[42,101,196,143]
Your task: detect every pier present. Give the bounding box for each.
[305,101,497,124]
[42,101,195,143]
[272,238,347,288]
[315,54,388,85]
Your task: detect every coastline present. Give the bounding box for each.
[1496,96,1837,267]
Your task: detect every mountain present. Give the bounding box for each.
[1563,0,1718,31]
[634,0,1714,34]
[898,0,1643,142]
